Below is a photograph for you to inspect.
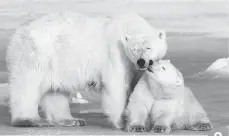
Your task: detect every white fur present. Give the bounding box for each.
[6,12,167,128]
[126,60,212,132]
[40,93,73,122]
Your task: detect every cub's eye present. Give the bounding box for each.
[146,47,151,50]
[162,66,166,70]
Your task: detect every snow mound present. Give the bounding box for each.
[189,57,229,79]
[205,57,229,76]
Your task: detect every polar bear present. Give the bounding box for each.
[6,12,167,128]
[126,60,213,133]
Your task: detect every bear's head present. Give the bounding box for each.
[121,30,167,70]
[146,60,184,88]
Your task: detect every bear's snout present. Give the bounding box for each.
[137,58,146,69]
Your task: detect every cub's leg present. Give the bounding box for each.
[151,100,180,133]
[184,89,213,131]
[187,107,213,131]
[191,121,213,131]
[152,113,175,133]
[125,82,154,132]
[40,92,86,127]
[9,70,46,127]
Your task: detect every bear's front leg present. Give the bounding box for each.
[101,70,128,129]
[102,85,127,129]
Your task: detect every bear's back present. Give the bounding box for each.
[7,12,110,65]
[6,13,111,88]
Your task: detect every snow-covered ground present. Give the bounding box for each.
[0,0,228,135]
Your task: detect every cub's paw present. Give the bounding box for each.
[126,125,146,132]
[152,125,171,133]
[12,119,54,127]
[191,122,213,131]
[57,118,86,127]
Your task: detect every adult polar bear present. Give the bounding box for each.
[6,12,167,128]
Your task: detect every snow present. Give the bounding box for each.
[70,92,89,104]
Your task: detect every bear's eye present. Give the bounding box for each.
[162,66,166,70]
[125,37,129,42]
[146,47,151,50]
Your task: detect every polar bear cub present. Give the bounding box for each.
[126,60,213,133]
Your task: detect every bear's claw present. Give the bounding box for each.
[127,125,146,132]
[152,125,171,133]
[75,119,86,126]
[192,122,213,131]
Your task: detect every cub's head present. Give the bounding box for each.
[121,30,167,70]
[147,60,184,88]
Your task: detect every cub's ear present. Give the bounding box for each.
[158,30,166,40]
[121,34,131,44]
[176,70,184,86]
[176,78,183,87]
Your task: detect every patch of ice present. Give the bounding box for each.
[76,92,83,99]
[70,92,89,104]
[71,97,89,104]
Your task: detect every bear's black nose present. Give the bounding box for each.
[137,58,146,67]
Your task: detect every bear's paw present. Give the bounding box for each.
[126,124,146,132]
[152,125,171,133]
[191,122,213,131]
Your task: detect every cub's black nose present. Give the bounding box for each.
[137,58,146,67]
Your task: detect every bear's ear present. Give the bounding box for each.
[158,30,166,40]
